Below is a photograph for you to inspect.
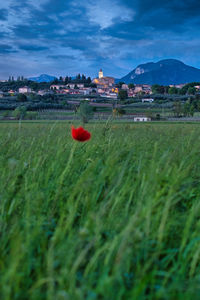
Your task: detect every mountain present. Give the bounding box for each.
[28,74,56,83]
[120,59,200,85]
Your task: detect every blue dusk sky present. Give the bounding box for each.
[0,0,200,79]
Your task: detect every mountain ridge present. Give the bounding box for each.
[120,59,200,85]
[28,74,56,83]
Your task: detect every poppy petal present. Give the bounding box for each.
[71,125,91,142]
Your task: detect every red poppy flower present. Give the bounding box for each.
[71,125,91,142]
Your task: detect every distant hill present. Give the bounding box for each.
[120,59,200,85]
[29,74,56,83]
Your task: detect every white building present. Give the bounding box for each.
[79,89,91,95]
[99,69,103,79]
[67,83,85,89]
[77,83,84,88]
[134,116,151,122]
[19,86,32,93]
[38,90,53,96]
[122,84,129,90]
[50,85,65,90]
[68,84,75,89]
[142,98,154,103]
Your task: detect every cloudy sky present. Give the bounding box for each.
[0,0,200,79]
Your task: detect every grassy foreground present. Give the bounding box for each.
[0,122,200,299]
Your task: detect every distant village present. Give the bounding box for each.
[0,68,200,122]
[0,69,151,99]
[1,69,198,100]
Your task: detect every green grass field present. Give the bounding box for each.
[1,121,200,299]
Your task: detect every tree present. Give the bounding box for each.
[79,102,94,123]
[145,111,154,119]
[190,105,195,116]
[87,77,92,84]
[156,113,161,120]
[65,76,69,84]
[13,106,27,120]
[76,74,81,80]
[197,100,200,112]
[29,93,39,101]
[118,90,128,101]
[151,84,165,94]
[168,87,178,95]
[128,83,135,89]
[187,87,196,95]
[90,83,96,88]
[164,86,170,94]
[178,88,186,95]
[17,94,27,102]
[180,82,199,95]
[117,82,125,88]
[183,102,190,117]
[81,74,86,81]
[52,78,59,84]
[29,82,39,91]
[173,101,182,117]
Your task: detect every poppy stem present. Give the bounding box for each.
[59,142,77,186]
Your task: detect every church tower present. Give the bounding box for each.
[99,69,103,79]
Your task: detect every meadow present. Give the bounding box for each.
[0,121,200,299]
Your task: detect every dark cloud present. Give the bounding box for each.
[136,0,200,31]
[12,25,41,39]
[47,54,77,60]
[19,45,49,51]
[0,44,17,54]
[0,9,8,21]
[0,0,200,78]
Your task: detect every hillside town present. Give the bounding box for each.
[1,68,200,100]
[1,67,200,123]
[0,69,155,98]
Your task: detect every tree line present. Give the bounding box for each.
[51,74,92,85]
[1,74,94,92]
[152,83,199,95]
